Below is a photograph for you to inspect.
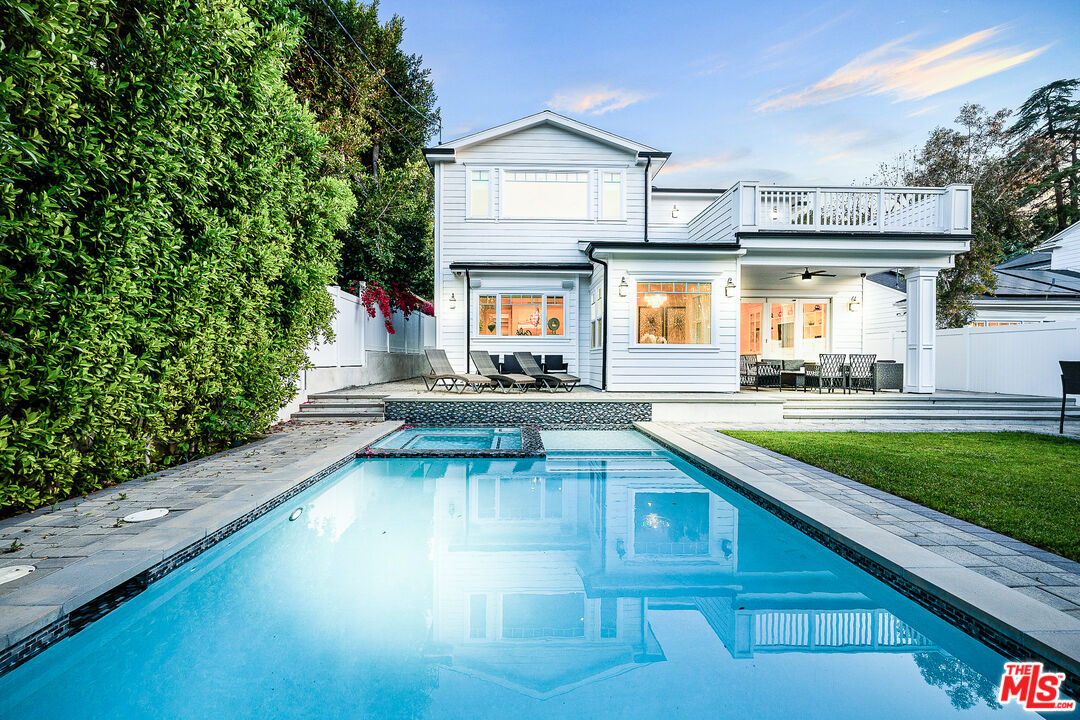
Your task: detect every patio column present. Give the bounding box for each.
[904,267,937,393]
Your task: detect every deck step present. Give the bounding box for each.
[290,387,387,422]
[298,401,385,409]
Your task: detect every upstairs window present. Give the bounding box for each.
[502,170,589,219]
[600,172,623,220]
[468,169,491,218]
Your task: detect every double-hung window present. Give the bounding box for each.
[590,284,604,348]
[477,293,565,337]
[468,169,492,218]
[502,170,589,219]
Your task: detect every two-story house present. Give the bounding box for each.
[423,111,973,393]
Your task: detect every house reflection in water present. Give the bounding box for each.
[425,454,937,699]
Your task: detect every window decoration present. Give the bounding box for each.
[635,282,711,344]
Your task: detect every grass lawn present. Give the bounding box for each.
[722,431,1080,563]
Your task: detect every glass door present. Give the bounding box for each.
[800,300,829,360]
[739,302,763,355]
[769,302,796,360]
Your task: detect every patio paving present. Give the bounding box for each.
[649,422,1080,620]
[0,422,388,599]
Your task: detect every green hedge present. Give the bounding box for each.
[0,0,355,512]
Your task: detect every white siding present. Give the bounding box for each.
[435,124,647,377]
[1049,223,1080,271]
[604,255,739,392]
[688,189,737,243]
[648,192,723,242]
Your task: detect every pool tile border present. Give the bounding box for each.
[634,421,1080,699]
[0,422,403,678]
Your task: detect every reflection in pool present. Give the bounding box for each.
[0,445,1069,719]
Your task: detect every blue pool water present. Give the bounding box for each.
[0,439,1072,719]
[373,426,522,450]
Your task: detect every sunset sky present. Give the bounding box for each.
[379,0,1078,187]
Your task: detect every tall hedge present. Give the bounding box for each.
[0,0,355,512]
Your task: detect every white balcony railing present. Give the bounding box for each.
[686,181,973,241]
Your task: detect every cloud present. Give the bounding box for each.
[689,53,727,77]
[662,150,748,175]
[801,126,902,164]
[761,8,856,60]
[906,104,940,117]
[544,86,652,115]
[755,26,1048,112]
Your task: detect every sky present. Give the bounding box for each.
[377,0,1079,188]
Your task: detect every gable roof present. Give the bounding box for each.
[423,110,667,169]
[1035,221,1080,252]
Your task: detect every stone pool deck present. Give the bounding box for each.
[637,422,1080,688]
[0,421,400,667]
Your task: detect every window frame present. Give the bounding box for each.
[599,169,626,222]
[472,290,570,340]
[498,168,593,221]
[465,166,494,220]
[629,277,717,349]
[590,282,604,349]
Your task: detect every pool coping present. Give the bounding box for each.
[362,425,545,458]
[633,421,1080,697]
[0,421,403,677]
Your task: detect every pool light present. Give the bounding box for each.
[289,507,304,521]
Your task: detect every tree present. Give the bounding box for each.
[878,105,1033,327]
[0,0,353,512]
[1008,79,1080,237]
[288,0,439,301]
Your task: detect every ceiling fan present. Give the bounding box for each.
[781,267,836,282]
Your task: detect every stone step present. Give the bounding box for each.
[306,391,388,401]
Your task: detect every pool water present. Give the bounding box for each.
[373,426,522,450]
[0,440,1072,719]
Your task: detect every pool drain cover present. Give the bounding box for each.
[123,508,169,523]
[0,565,34,585]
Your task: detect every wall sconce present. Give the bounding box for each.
[770,206,780,221]
[725,277,736,298]
[448,292,457,310]
[671,204,680,219]
[618,277,628,297]
[848,295,860,312]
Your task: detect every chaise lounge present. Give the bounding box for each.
[469,351,535,393]
[422,349,495,393]
[514,352,580,392]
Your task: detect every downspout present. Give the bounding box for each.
[643,157,651,243]
[464,268,471,371]
[587,246,608,390]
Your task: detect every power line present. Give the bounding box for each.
[300,36,421,155]
[316,0,441,141]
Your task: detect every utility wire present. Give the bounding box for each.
[316,0,441,141]
[301,36,421,155]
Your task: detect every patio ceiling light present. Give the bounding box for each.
[449,292,456,310]
[618,277,628,297]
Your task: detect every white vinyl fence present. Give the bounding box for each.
[935,321,1080,397]
[278,285,434,421]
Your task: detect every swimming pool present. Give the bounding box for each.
[373,426,523,450]
[0,437,1070,719]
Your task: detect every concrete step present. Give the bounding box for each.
[299,401,385,409]
[306,392,388,401]
[291,410,385,421]
[784,410,1080,421]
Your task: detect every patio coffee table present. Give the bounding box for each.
[780,369,806,391]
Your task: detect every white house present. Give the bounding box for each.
[424,111,973,393]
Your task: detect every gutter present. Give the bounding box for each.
[587,246,609,390]
[464,268,472,372]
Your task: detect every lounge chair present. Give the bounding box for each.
[469,351,535,393]
[421,349,494,393]
[514,352,580,392]
[1061,361,1080,434]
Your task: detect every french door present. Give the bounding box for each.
[740,298,830,361]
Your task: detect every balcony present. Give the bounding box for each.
[688,181,973,243]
